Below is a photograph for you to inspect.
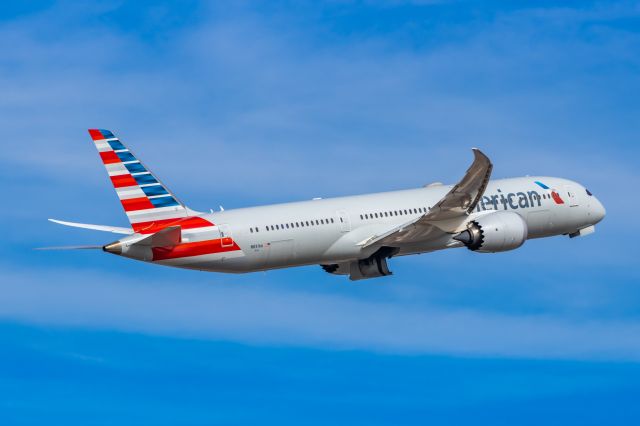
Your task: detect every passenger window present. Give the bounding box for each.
[276,225,280,230]
[256,227,259,232]
[331,218,334,223]
[404,209,408,214]
[316,220,319,225]
[250,228,253,233]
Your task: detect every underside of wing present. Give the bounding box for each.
[423,148,492,221]
[359,149,493,249]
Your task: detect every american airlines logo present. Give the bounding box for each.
[534,181,565,204]
[474,181,562,212]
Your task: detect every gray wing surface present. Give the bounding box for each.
[358,149,493,249]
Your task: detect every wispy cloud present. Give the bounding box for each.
[1,1,638,200]
[1,1,638,364]
[2,265,640,361]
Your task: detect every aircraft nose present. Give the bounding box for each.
[592,197,606,224]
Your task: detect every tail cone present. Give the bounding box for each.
[103,241,123,255]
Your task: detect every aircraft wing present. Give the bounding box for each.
[358,149,492,249]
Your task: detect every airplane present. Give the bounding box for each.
[44,129,606,280]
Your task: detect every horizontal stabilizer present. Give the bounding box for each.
[49,219,133,235]
[134,225,182,248]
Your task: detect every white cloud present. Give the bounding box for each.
[2,265,640,361]
[1,1,637,363]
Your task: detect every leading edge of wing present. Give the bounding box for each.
[424,148,492,222]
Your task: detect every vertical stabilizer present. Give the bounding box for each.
[88,129,194,233]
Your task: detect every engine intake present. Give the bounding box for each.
[454,211,528,253]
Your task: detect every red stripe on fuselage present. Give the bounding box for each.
[100,151,120,164]
[111,174,138,188]
[121,197,154,211]
[152,239,241,261]
[132,216,214,234]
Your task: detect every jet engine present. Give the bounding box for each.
[454,211,528,253]
[321,247,399,281]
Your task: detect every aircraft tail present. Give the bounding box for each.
[88,129,195,233]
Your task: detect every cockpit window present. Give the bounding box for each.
[586,189,593,196]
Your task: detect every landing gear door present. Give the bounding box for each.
[218,224,234,247]
[337,210,351,233]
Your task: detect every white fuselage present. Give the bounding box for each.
[151,176,605,273]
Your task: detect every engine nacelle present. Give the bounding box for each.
[321,247,399,281]
[454,211,528,253]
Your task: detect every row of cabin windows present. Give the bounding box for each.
[359,207,429,221]
[249,193,565,234]
[249,218,335,233]
[534,193,555,201]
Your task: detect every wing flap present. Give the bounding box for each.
[357,216,423,248]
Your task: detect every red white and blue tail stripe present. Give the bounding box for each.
[87,129,243,262]
[88,129,191,232]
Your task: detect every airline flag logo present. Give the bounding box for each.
[534,181,564,204]
[87,129,243,261]
[88,129,189,231]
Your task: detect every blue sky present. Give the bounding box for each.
[1,0,640,424]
